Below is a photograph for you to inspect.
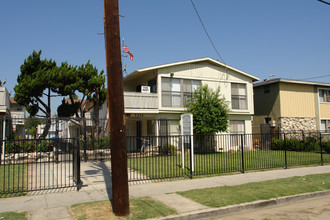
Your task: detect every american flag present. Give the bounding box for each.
[122,42,133,61]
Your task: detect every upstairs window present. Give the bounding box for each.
[231,83,247,110]
[321,120,330,132]
[319,89,330,103]
[161,77,201,107]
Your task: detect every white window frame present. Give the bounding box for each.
[161,77,201,107]
[321,119,330,132]
[231,83,248,110]
[319,89,330,103]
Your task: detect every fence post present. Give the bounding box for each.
[284,133,287,169]
[83,118,87,162]
[190,135,194,178]
[241,134,245,174]
[320,132,324,166]
[73,128,82,191]
[1,118,6,164]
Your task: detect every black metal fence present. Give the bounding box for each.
[2,115,330,194]
[0,137,80,197]
[125,131,330,182]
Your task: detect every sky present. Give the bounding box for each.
[1,0,330,115]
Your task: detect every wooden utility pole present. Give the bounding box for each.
[103,0,129,216]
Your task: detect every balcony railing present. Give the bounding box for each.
[124,92,158,109]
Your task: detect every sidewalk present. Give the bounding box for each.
[1,164,329,219]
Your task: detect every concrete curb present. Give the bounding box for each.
[153,190,330,220]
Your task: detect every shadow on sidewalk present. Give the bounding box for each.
[80,161,113,200]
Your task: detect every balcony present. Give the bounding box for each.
[124,92,158,110]
[0,87,10,114]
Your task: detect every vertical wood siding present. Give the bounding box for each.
[320,103,330,118]
[279,83,316,117]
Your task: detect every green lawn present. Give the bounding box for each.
[69,197,177,220]
[128,150,330,179]
[0,164,27,197]
[178,173,330,208]
[0,211,28,220]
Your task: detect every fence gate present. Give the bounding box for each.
[1,138,80,197]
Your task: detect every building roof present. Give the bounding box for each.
[9,97,17,104]
[254,78,330,88]
[125,57,260,81]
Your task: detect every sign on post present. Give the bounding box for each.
[181,114,194,172]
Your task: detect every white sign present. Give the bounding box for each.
[181,113,194,172]
[141,86,150,93]
[181,114,193,138]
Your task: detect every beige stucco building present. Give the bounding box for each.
[253,78,330,133]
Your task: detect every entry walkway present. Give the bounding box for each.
[0,163,329,219]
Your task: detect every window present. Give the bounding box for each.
[319,89,330,103]
[230,120,245,134]
[321,120,330,132]
[16,108,23,111]
[231,83,247,110]
[161,78,201,107]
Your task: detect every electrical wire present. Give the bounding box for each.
[299,74,330,81]
[318,0,330,6]
[190,0,227,66]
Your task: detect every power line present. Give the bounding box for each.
[190,0,226,65]
[299,74,330,81]
[318,0,330,6]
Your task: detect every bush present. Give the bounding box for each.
[303,137,319,152]
[162,144,177,156]
[81,135,110,150]
[194,135,216,153]
[5,140,52,153]
[322,141,330,154]
[271,137,318,152]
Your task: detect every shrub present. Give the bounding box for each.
[322,141,330,154]
[162,144,177,156]
[271,137,318,152]
[81,135,110,150]
[5,140,52,153]
[303,137,318,152]
[194,135,216,153]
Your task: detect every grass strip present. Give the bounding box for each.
[0,211,28,220]
[69,197,177,220]
[178,173,330,208]
[0,164,27,197]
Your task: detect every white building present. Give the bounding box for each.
[124,57,259,136]
[9,97,26,137]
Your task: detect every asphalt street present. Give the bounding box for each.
[210,196,330,220]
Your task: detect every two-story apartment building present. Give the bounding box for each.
[253,78,330,133]
[123,57,260,139]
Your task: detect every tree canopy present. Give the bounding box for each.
[54,61,106,119]
[185,84,229,134]
[14,50,106,137]
[14,50,56,118]
[14,50,58,137]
